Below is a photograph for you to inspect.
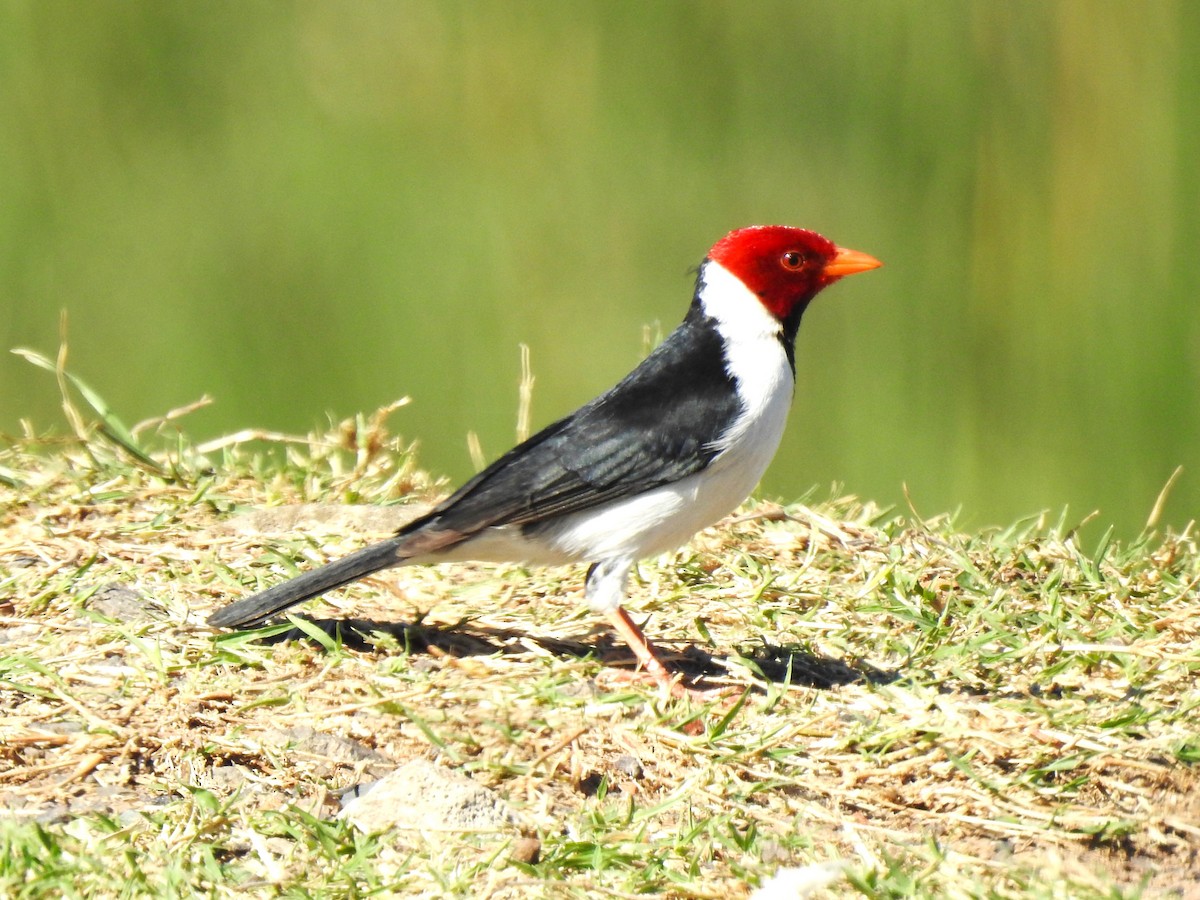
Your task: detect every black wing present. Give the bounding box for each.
[399,307,742,542]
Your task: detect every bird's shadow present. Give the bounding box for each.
[252,615,899,692]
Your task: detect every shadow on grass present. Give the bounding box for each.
[248,615,900,692]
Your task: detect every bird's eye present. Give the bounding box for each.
[781,251,806,270]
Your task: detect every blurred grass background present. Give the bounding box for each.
[1,1,1196,537]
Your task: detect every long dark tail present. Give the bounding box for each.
[207,537,409,629]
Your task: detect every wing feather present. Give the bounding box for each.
[397,310,742,544]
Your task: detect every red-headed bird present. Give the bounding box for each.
[208,226,881,694]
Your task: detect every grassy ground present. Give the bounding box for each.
[2,397,1198,898]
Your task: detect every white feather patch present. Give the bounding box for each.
[697,259,795,480]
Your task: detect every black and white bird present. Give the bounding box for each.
[208,226,880,694]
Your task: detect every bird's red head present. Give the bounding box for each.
[707,225,881,322]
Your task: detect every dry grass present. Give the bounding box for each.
[2,404,1198,898]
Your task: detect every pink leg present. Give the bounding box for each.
[604,605,678,693]
[602,606,738,716]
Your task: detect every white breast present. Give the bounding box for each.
[688,258,795,526]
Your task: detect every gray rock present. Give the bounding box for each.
[613,754,643,778]
[86,583,164,622]
[283,726,390,765]
[340,759,519,833]
[251,726,392,782]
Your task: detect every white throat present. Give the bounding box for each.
[697,260,785,344]
[696,259,796,478]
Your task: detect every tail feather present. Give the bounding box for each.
[207,538,407,629]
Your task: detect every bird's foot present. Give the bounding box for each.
[600,606,747,730]
[596,668,745,735]
[597,666,732,702]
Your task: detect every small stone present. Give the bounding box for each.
[612,754,643,778]
[340,758,519,833]
[34,804,72,825]
[205,765,247,792]
[85,583,164,622]
[286,726,389,766]
[509,836,541,865]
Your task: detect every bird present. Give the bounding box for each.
[208,225,881,696]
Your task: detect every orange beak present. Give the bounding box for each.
[824,246,883,279]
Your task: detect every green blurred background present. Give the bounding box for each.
[2,1,1197,537]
